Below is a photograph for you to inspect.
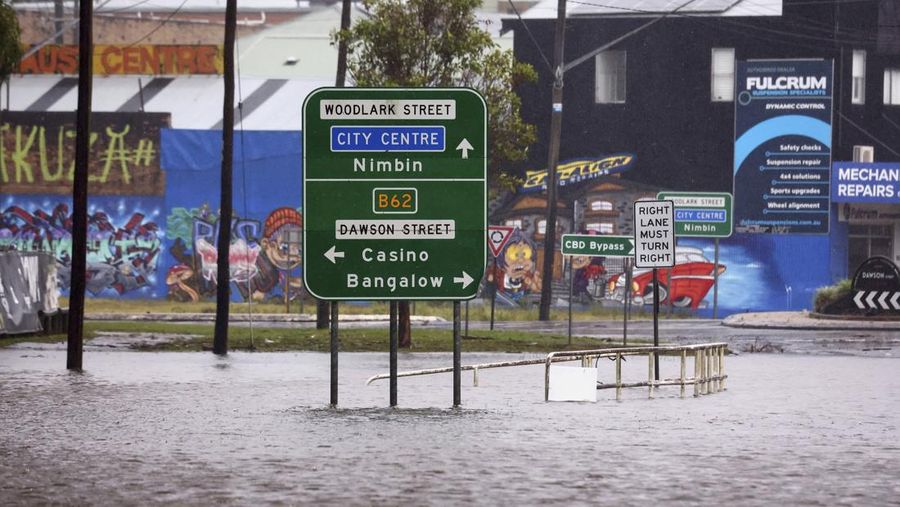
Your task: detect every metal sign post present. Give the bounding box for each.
[487,226,514,332]
[390,301,398,406]
[453,301,462,407]
[633,200,675,381]
[560,233,636,347]
[330,302,339,407]
[623,258,631,346]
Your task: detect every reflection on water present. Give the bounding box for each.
[1,350,898,505]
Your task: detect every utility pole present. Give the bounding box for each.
[54,0,65,43]
[538,0,567,321]
[535,0,691,321]
[214,0,237,355]
[66,0,92,371]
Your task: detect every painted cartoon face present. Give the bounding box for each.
[503,241,535,279]
[571,255,591,270]
[264,226,302,270]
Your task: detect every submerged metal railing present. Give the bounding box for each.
[365,342,728,402]
[545,343,728,401]
[365,356,583,387]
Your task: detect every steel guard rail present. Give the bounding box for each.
[545,343,729,401]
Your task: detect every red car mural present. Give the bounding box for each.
[607,246,726,309]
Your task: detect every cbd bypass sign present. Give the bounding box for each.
[560,234,634,257]
[302,88,487,300]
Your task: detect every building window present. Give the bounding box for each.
[586,222,615,234]
[590,200,614,211]
[885,69,900,105]
[504,219,522,229]
[848,224,893,274]
[852,50,866,105]
[595,50,626,104]
[711,48,735,102]
[537,220,547,234]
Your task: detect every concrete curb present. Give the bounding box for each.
[721,311,900,331]
[85,313,448,324]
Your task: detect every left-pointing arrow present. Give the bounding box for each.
[853,291,866,309]
[324,245,345,264]
[878,291,891,310]
[865,291,878,309]
[453,271,474,289]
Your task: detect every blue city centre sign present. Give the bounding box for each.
[733,59,834,234]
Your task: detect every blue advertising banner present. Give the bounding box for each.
[832,162,900,203]
[733,59,834,234]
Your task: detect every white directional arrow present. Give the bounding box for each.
[865,291,878,309]
[878,291,891,310]
[456,138,474,159]
[453,271,474,289]
[324,245,345,264]
[853,291,866,309]
[891,292,900,310]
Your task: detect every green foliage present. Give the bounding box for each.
[335,0,536,188]
[813,278,852,313]
[0,1,22,82]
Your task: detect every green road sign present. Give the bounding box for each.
[302,88,487,300]
[656,192,733,238]
[560,234,634,257]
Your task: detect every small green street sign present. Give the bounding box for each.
[560,234,634,257]
[302,88,487,300]
[656,191,733,238]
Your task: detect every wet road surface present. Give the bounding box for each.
[1,350,898,505]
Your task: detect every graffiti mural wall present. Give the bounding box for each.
[0,196,164,297]
[486,157,840,316]
[161,129,302,303]
[0,112,302,301]
[1,121,840,315]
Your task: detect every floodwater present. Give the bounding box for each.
[1,349,898,505]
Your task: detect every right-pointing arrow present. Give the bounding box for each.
[453,271,474,289]
[853,291,866,309]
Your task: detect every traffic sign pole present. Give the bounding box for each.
[330,302,339,407]
[652,269,660,381]
[453,302,461,407]
[567,258,573,346]
[623,258,631,346]
[390,301,398,407]
[633,199,675,382]
[560,233,636,347]
[489,259,497,331]
[713,239,720,319]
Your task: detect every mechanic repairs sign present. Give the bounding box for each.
[831,162,900,204]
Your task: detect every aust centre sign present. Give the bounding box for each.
[302,88,487,300]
